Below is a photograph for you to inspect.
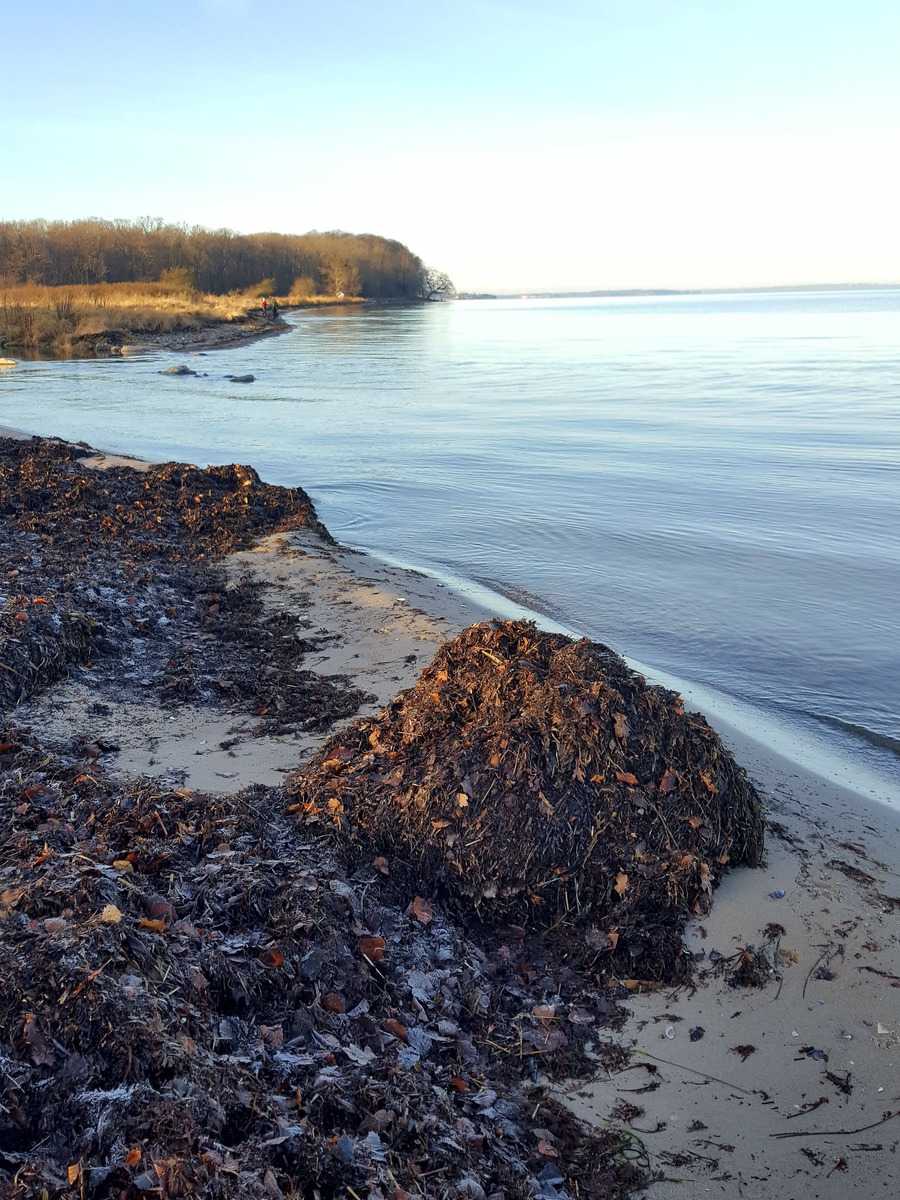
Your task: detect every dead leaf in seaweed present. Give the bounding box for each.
[383,1018,408,1041]
[408,896,434,925]
[260,946,285,968]
[614,872,629,896]
[359,935,386,962]
[138,917,167,934]
[124,1147,142,1168]
[607,928,620,950]
[537,1139,559,1157]
[112,858,133,873]
[67,1164,81,1186]
[322,992,346,1013]
[373,855,390,874]
[532,1004,556,1023]
[100,904,123,925]
[23,1014,55,1067]
[659,769,677,794]
[32,843,52,867]
[456,792,469,807]
[0,886,24,915]
[700,771,718,795]
[686,815,703,829]
[615,771,639,787]
[449,1074,469,1092]
[613,713,629,740]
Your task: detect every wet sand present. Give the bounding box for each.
[4,426,899,1195]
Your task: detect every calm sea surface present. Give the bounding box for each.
[2,291,899,798]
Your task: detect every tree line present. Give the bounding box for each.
[0,218,452,300]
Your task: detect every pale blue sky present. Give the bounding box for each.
[3,0,899,290]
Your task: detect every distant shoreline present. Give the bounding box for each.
[458,281,900,300]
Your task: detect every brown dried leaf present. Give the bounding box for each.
[124,1147,142,1168]
[322,992,346,1013]
[613,713,629,740]
[615,770,639,787]
[359,935,386,963]
[260,946,285,968]
[67,1164,81,1186]
[100,904,123,925]
[614,872,629,896]
[658,768,678,794]
[138,917,167,934]
[383,1018,408,1041]
[408,895,434,925]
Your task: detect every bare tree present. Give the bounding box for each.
[418,268,456,301]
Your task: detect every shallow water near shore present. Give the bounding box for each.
[2,289,899,797]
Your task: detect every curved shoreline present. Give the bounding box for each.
[2,429,899,1197]
[2,419,896,811]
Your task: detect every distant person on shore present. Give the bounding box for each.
[261,297,269,317]
[271,298,279,319]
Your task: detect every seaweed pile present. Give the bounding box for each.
[0,728,642,1199]
[292,621,764,975]
[0,435,365,729]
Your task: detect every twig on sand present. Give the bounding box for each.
[771,1110,899,1140]
[635,1049,760,1098]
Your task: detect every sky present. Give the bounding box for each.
[2,0,900,291]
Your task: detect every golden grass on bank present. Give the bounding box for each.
[0,281,267,355]
[0,281,366,355]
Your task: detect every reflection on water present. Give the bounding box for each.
[2,290,899,795]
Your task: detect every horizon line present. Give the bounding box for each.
[458,281,900,298]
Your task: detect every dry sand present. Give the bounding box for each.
[5,430,899,1196]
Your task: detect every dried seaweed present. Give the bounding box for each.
[293,620,764,975]
[0,728,642,1199]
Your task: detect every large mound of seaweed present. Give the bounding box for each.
[293,621,764,964]
[0,727,642,1199]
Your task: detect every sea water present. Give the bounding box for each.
[3,290,898,797]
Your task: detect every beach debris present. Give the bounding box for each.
[731,1044,757,1061]
[798,1045,830,1062]
[0,435,367,732]
[0,727,643,1198]
[292,619,764,975]
[768,889,786,899]
[689,1026,706,1042]
[227,373,255,383]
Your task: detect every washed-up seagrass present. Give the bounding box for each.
[293,620,764,963]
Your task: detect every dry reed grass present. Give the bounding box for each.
[0,280,365,355]
[0,280,268,355]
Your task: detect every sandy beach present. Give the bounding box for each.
[1,425,897,1197]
